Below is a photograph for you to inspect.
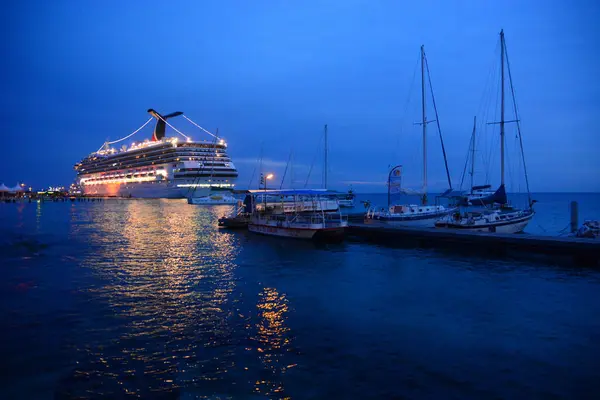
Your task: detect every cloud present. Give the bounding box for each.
[234,157,289,168]
[234,157,313,170]
[342,180,387,186]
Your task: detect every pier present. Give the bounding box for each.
[347,221,600,265]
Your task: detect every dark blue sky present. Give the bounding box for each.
[2,1,598,192]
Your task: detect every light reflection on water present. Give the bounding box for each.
[56,199,288,398]
[2,199,600,399]
[252,287,292,398]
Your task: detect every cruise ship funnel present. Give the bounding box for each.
[148,109,183,141]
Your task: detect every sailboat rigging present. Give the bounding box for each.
[366,45,455,226]
[457,116,500,206]
[436,29,535,233]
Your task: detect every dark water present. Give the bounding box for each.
[1,197,599,399]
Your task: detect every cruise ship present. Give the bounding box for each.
[74,109,238,198]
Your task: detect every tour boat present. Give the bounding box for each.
[247,189,348,240]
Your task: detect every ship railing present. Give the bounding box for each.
[226,204,246,218]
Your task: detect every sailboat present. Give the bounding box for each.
[366,45,455,226]
[457,117,505,206]
[319,124,356,208]
[435,30,535,233]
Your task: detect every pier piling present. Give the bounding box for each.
[570,201,579,233]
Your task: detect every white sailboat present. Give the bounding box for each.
[456,117,502,206]
[366,45,455,226]
[436,30,535,233]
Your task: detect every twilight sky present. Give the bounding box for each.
[2,0,598,192]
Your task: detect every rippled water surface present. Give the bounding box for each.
[1,199,599,399]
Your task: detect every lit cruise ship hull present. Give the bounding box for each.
[80,180,212,199]
[75,138,238,199]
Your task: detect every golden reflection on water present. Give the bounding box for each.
[252,287,292,398]
[64,199,242,397]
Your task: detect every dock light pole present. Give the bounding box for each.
[261,173,273,211]
[263,173,273,191]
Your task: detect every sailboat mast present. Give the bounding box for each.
[470,116,476,191]
[421,45,427,203]
[324,124,328,189]
[500,29,505,187]
[290,151,294,188]
[258,143,263,190]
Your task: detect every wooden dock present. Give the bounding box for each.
[347,221,600,265]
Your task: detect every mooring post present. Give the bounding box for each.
[570,201,579,233]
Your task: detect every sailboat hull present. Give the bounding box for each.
[368,208,456,228]
[435,210,534,233]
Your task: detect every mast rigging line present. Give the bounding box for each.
[504,38,532,206]
[97,117,153,152]
[304,132,324,188]
[280,149,293,189]
[182,115,219,139]
[393,52,421,166]
[424,51,453,190]
[247,143,263,189]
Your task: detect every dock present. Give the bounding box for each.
[347,221,600,265]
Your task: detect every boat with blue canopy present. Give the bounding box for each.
[244,189,348,240]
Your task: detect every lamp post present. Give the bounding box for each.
[264,174,273,190]
[261,173,273,210]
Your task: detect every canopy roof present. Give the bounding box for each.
[0,184,9,192]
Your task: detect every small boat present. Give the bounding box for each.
[218,214,251,228]
[435,30,535,234]
[457,184,507,207]
[336,188,356,208]
[247,189,348,240]
[573,221,600,239]
[188,192,238,205]
[366,45,456,226]
[218,198,251,228]
[463,185,498,206]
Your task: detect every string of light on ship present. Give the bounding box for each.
[96,114,227,155]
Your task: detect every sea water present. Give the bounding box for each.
[1,195,599,399]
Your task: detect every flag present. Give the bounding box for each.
[388,166,402,193]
